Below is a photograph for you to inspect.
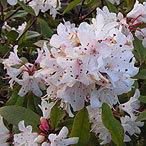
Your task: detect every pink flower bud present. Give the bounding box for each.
[40,117,49,132]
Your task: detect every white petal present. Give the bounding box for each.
[7,0,17,5]
[58,126,68,138]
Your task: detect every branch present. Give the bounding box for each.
[80,7,96,21]
[100,0,104,7]
[4,0,33,21]
[77,0,85,19]
[13,17,37,46]
[0,0,4,35]
[3,17,37,59]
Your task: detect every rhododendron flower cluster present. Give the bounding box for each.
[1,0,146,145]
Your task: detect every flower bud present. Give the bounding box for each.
[40,117,49,132]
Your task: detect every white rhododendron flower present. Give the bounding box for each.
[7,0,61,18]
[13,121,39,146]
[48,126,79,146]
[107,0,120,5]
[127,0,146,23]
[120,116,144,142]
[7,0,27,5]
[87,106,111,145]
[39,100,55,119]
[16,71,46,97]
[28,0,44,16]
[119,89,141,120]
[35,6,140,112]
[135,28,146,48]
[41,142,50,146]
[3,45,21,67]
[7,0,19,5]
[3,47,46,97]
[29,0,61,18]
[0,115,10,146]
[17,22,27,37]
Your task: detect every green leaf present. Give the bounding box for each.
[0,106,40,132]
[1,0,7,8]
[105,0,119,14]
[26,93,41,115]
[38,18,53,38]
[27,95,37,112]
[135,69,146,79]
[136,110,146,121]
[33,94,42,115]
[70,108,90,146]
[133,36,146,64]
[87,132,100,146]
[85,0,100,9]
[34,40,47,48]
[18,1,35,16]
[58,119,74,131]
[0,44,10,55]
[102,103,124,146]
[63,0,82,15]
[25,31,41,40]
[50,102,65,130]
[139,96,146,103]
[6,86,25,106]
[126,0,135,12]
[2,29,19,43]
[4,10,28,20]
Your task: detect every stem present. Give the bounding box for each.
[100,0,104,7]
[0,0,4,35]
[80,7,96,21]
[13,17,37,47]
[4,6,21,22]
[77,0,85,19]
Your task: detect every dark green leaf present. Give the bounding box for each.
[50,102,65,130]
[105,0,119,14]
[0,106,40,132]
[135,69,146,79]
[87,132,100,146]
[85,0,100,9]
[2,30,19,43]
[1,0,7,7]
[4,10,28,20]
[33,95,42,115]
[133,36,146,64]
[38,18,53,38]
[27,95,37,112]
[102,103,124,146]
[58,119,74,131]
[136,110,146,121]
[70,108,90,146]
[25,31,41,40]
[63,0,82,15]
[6,86,25,106]
[18,1,35,16]
[139,96,146,103]
[126,0,135,12]
[0,44,10,55]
